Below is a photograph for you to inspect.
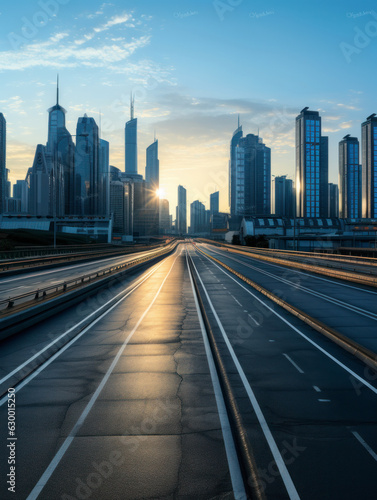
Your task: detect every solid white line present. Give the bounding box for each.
[198,250,377,396]
[313,386,321,393]
[204,244,377,296]
[0,256,169,391]
[283,354,305,374]
[190,252,301,500]
[26,253,180,500]
[352,431,377,462]
[186,252,247,500]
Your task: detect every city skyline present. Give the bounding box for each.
[1,1,377,213]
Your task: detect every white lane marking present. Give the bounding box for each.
[26,253,180,500]
[352,431,377,462]
[283,354,305,374]
[198,250,377,396]
[0,256,170,390]
[0,249,160,284]
[318,399,331,402]
[186,252,247,500]
[243,309,248,313]
[204,244,377,296]
[313,386,321,393]
[232,295,242,307]
[4,286,23,292]
[190,253,301,500]
[269,340,275,342]
[248,314,260,326]
[206,246,377,321]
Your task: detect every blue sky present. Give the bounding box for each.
[0,0,376,213]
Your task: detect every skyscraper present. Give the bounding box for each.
[190,200,206,233]
[159,199,171,233]
[177,185,187,234]
[229,118,243,215]
[125,94,137,175]
[296,107,328,217]
[361,113,377,218]
[210,191,219,217]
[75,115,99,215]
[0,113,6,214]
[99,139,110,217]
[328,183,339,218]
[29,144,51,216]
[234,133,271,216]
[339,135,361,218]
[271,176,295,217]
[145,139,159,191]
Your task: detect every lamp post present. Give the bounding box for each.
[53,133,89,249]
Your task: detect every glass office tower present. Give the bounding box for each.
[339,135,361,218]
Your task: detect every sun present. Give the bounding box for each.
[156,188,166,199]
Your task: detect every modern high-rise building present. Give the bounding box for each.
[13,180,29,213]
[229,119,243,215]
[75,114,100,216]
[361,113,377,218]
[328,183,339,218]
[177,185,187,234]
[29,144,51,216]
[296,107,329,218]
[145,139,159,191]
[271,176,295,217]
[190,200,206,233]
[210,191,219,217]
[234,133,271,216]
[125,94,137,175]
[0,113,6,214]
[99,139,110,217]
[110,180,133,236]
[159,199,171,233]
[339,135,361,219]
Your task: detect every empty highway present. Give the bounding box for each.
[1,242,377,499]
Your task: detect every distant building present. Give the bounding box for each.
[234,133,271,216]
[145,139,159,191]
[75,114,99,216]
[13,180,29,213]
[339,135,361,218]
[125,94,137,175]
[229,119,243,216]
[210,191,219,217]
[271,176,295,217]
[99,139,110,217]
[328,183,339,218]
[110,180,133,237]
[159,199,171,233]
[296,107,328,218]
[361,113,377,218]
[190,200,206,233]
[177,185,187,234]
[0,113,6,214]
[29,145,51,216]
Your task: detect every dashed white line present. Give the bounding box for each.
[283,353,305,374]
[318,399,331,403]
[313,386,321,393]
[352,431,377,462]
[248,314,260,326]
[231,295,242,307]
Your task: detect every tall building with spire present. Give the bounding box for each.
[0,113,6,214]
[125,93,138,175]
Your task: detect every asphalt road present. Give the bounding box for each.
[1,243,377,499]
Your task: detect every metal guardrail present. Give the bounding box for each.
[0,244,176,313]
